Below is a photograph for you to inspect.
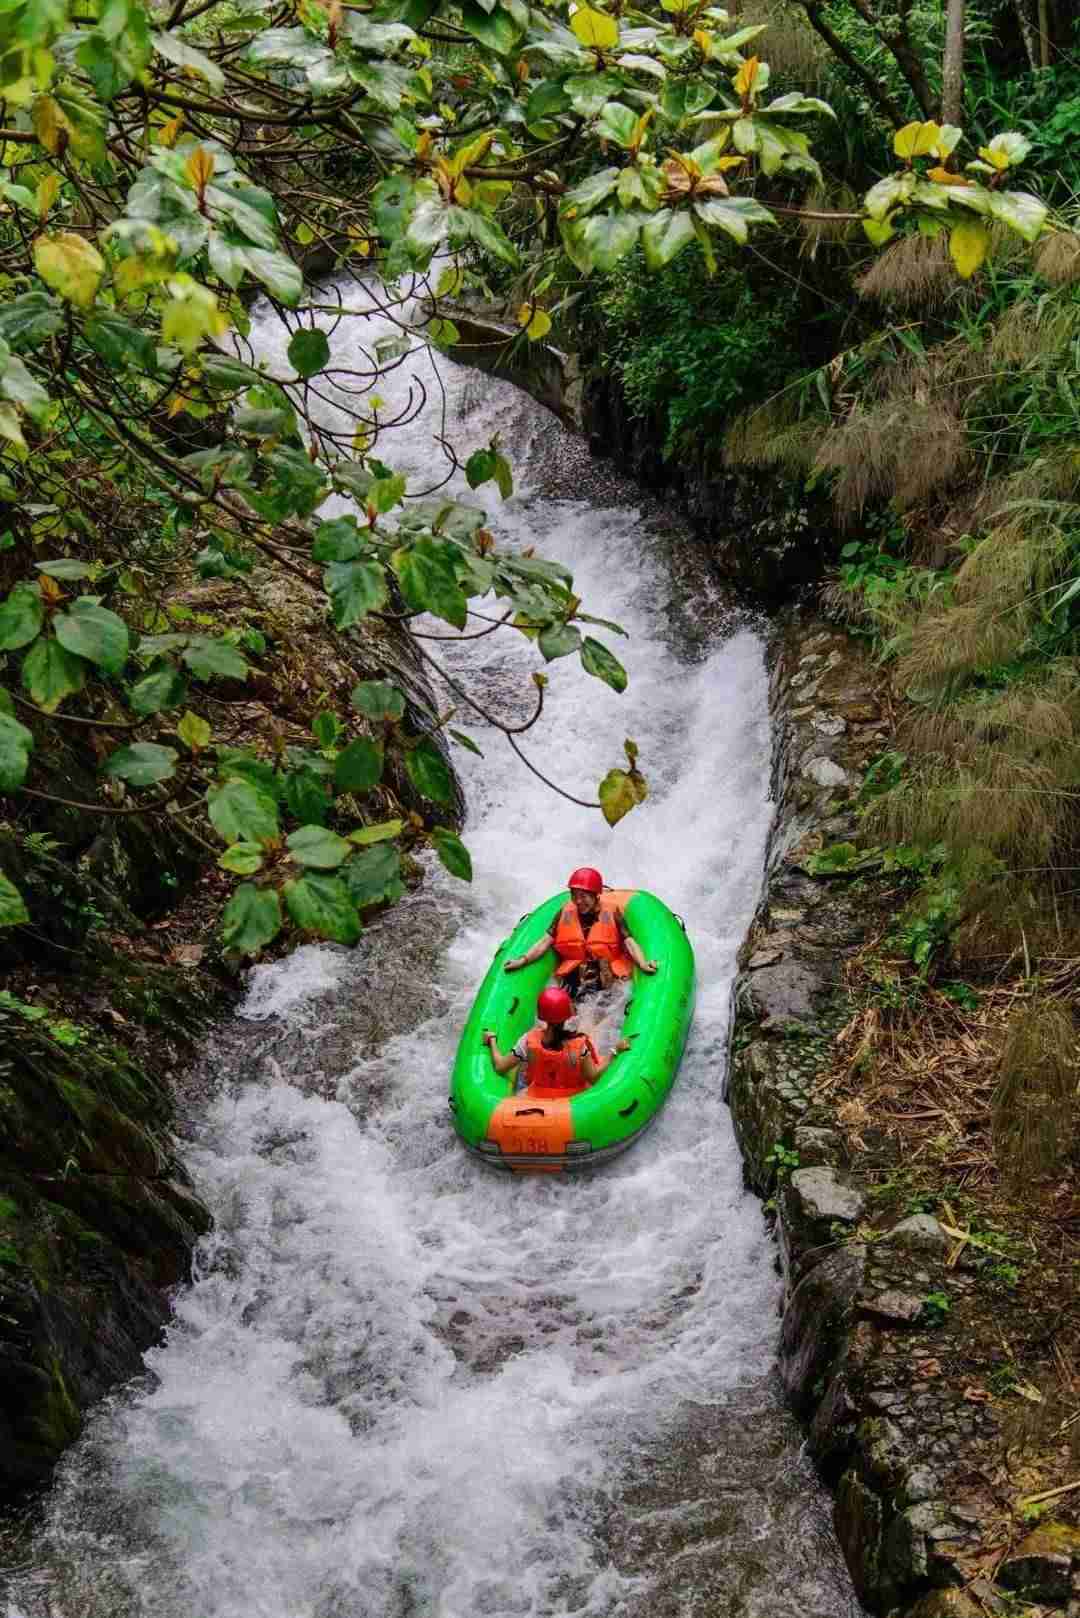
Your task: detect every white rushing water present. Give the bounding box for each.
[1,285,861,1618]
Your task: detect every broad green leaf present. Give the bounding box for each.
[32,232,105,308]
[369,471,407,513]
[0,292,63,352]
[863,214,896,246]
[207,777,279,843]
[0,711,33,790]
[458,0,524,51]
[283,873,361,943]
[334,738,384,792]
[182,636,249,681]
[325,559,389,628]
[349,819,403,845]
[570,6,618,48]
[129,663,187,715]
[405,736,454,805]
[152,30,224,89]
[0,873,30,928]
[580,635,627,692]
[986,189,1048,243]
[312,709,343,749]
[313,517,366,562]
[54,600,129,674]
[283,766,331,826]
[493,453,513,499]
[598,765,647,826]
[642,208,695,269]
[220,882,281,954]
[595,101,638,148]
[351,680,405,721]
[466,447,497,488]
[949,217,990,278]
[449,728,483,756]
[36,559,91,581]
[539,621,582,661]
[563,72,621,117]
[0,353,49,422]
[103,741,178,786]
[286,824,352,868]
[0,584,44,651]
[341,841,402,906]
[218,842,265,875]
[85,315,159,371]
[432,826,472,880]
[288,327,330,377]
[393,536,469,628]
[864,174,911,220]
[177,709,212,750]
[562,167,621,214]
[22,637,85,711]
[693,195,776,243]
[241,248,303,305]
[580,209,643,271]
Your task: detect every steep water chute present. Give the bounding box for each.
[1,288,861,1618]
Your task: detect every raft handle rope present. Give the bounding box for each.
[507,997,519,1017]
[515,1107,546,1118]
[618,1099,640,1119]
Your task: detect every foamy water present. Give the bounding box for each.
[0,283,860,1618]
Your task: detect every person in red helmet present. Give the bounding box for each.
[483,986,629,1094]
[503,867,658,998]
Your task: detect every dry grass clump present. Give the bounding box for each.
[991,998,1077,1184]
[856,235,961,312]
[986,296,1080,372]
[893,519,1073,695]
[723,395,827,474]
[813,399,970,525]
[952,872,1080,964]
[868,668,1080,868]
[1035,230,1080,287]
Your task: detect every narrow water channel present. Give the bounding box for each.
[2,288,861,1618]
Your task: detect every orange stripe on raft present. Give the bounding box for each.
[487,1094,574,1163]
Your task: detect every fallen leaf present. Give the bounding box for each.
[915,1358,942,1378]
[963,1385,991,1403]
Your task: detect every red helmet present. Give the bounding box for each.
[537,987,574,1024]
[567,867,603,894]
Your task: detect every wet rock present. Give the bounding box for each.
[881,1215,951,1255]
[997,1522,1080,1605]
[812,712,847,738]
[725,1039,811,1192]
[803,755,850,788]
[809,1369,859,1477]
[794,1125,842,1166]
[895,1590,983,1618]
[748,947,784,969]
[747,956,832,1030]
[782,1167,865,1254]
[858,1290,926,1327]
[836,1468,888,1609]
[780,1243,865,1409]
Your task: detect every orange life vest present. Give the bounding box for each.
[523,1028,598,1096]
[552,901,633,979]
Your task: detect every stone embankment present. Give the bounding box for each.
[726,619,1080,1617]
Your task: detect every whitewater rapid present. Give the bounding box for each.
[1,286,860,1617]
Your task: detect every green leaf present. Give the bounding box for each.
[579,209,643,271]
[325,559,389,629]
[220,882,281,954]
[286,824,352,868]
[538,621,582,661]
[348,818,403,845]
[562,167,621,214]
[0,584,44,651]
[493,453,513,500]
[0,292,63,353]
[465,447,497,488]
[313,516,366,562]
[334,738,384,793]
[641,208,696,269]
[457,0,524,52]
[405,735,454,805]
[54,599,130,674]
[986,189,1048,243]
[103,741,178,786]
[0,353,49,423]
[35,559,92,581]
[580,635,627,692]
[564,72,622,117]
[432,826,472,881]
[35,233,106,310]
[182,636,249,681]
[392,536,468,628]
[283,873,361,943]
[0,873,29,928]
[351,680,405,722]
[949,217,990,278]
[288,327,330,377]
[595,101,638,149]
[341,841,402,906]
[85,315,157,370]
[693,195,776,243]
[207,777,280,843]
[241,248,304,306]
[283,766,330,826]
[129,662,187,716]
[598,764,647,826]
[449,728,483,756]
[0,711,33,791]
[218,842,265,875]
[22,637,85,712]
[177,709,212,750]
[151,30,225,91]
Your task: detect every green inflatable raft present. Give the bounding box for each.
[450,889,695,1172]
